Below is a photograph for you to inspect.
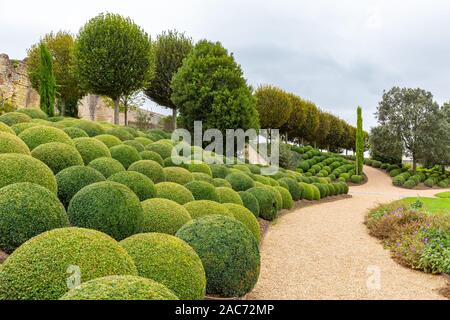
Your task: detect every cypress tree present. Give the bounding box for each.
[355,106,364,175]
[38,43,56,117]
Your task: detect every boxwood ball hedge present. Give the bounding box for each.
[140,198,192,235]
[18,126,73,150]
[238,191,260,217]
[128,160,166,184]
[16,108,48,120]
[0,227,137,300]
[0,153,57,194]
[278,177,302,201]
[60,275,178,300]
[209,164,230,179]
[176,215,260,297]
[94,134,123,148]
[62,126,88,139]
[68,181,144,240]
[123,140,145,152]
[31,142,84,174]
[145,142,174,159]
[188,162,213,177]
[73,137,111,164]
[139,150,164,166]
[223,203,261,242]
[185,181,220,201]
[163,167,193,185]
[192,172,214,184]
[155,182,194,205]
[0,121,15,134]
[121,233,206,300]
[0,131,30,155]
[110,144,141,169]
[225,172,255,191]
[212,178,232,188]
[0,112,32,126]
[0,182,69,253]
[247,187,277,221]
[274,186,294,210]
[216,187,244,205]
[74,120,105,137]
[183,200,233,219]
[106,127,134,141]
[108,171,156,201]
[88,157,126,178]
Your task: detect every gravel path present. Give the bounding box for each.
[248,166,450,300]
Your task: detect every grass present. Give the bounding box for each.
[435,191,450,199]
[400,197,450,214]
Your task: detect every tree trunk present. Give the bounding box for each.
[114,97,120,125]
[124,106,128,126]
[172,108,177,130]
[412,156,417,173]
[60,98,65,117]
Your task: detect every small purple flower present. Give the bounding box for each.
[423,237,429,244]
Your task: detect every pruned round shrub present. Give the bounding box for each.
[106,127,134,141]
[74,120,105,137]
[63,126,89,139]
[238,191,260,217]
[88,157,125,178]
[68,181,144,240]
[393,175,406,187]
[225,172,255,192]
[0,182,69,253]
[277,177,302,201]
[223,203,261,242]
[302,184,315,200]
[145,142,173,159]
[209,164,230,179]
[212,178,232,188]
[274,186,294,210]
[18,125,73,150]
[351,175,363,184]
[0,227,137,300]
[140,198,191,235]
[16,108,47,119]
[139,150,164,166]
[134,137,153,146]
[163,167,193,185]
[176,215,260,297]
[424,178,436,188]
[0,131,30,155]
[108,171,156,201]
[438,179,449,188]
[189,162,212,176]
[110,144,141,169]
[121,233,206,300]
[0,112,32,126]
[56,166,106,207]
[73,137,111,164]
[123,140,145,152]
[0,121,15,134]
[31,142,84,174]
[183,200,233,219]
[403,179,417,189]
[325,183,336,196]
[261,185,283,211]
[247,187,277,221]
[60,275,177,300]
[312,183,328,198]
[155,182,194,205]
[311,184,321,200]
[185,181,220,201]
[216,187,244,205]
[0,153,57,193]
[11,122,43,136]
[94,134,123,148]
[128,160,165,183]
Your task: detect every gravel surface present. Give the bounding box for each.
[248,166,450,300]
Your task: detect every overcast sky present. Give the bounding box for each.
[1,0,450,130]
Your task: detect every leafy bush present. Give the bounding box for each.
[88,157,125,178]
[403,179,418,189]
[105,127,134,141]
[74,120,105,137]
[73,137,111,164]
[0,153,57,193]
[224,172,254,192]
[260,185,283,211]
[155,182,195,205]
[63,126,89,139]
[189,162,213,176]
[212,178,232,188]
[302,184,315,200]
[140,198,192,235]
[247,187,277,221]
[424,178,436,188]
[94,134,123,148]
[0,131,30,155]
[0,112,32,126]
[31,142,84,174]
[351,175,363,184]
[393,175,406,187]
[60,275,178,300]
[134,137,153,146]
[216,187,244,205]
[0,121,15,134]
[110,144,141,169]
[120,233,205,300]
[185,181,220,201]
[176,215,260,297]
[123,140,145,152]
[183,200,233,219]
[238,191,260,217]
[0,227,137,300]
[163,167,193,185]
[140,150,164,166]
[277,177,302,201]
[224,203,261,242]
[108,171,156,201]
[438,179,449,188]
[145,142,173,159]
[68,181,144,240]
[18,125,73,150]
[209,164,230,179]
[16,108,48,119]
[128,160,165,183]
[192,172,214,184]
[274,186,294,209]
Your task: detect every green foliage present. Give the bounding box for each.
[176,215,260,297]
[110,144,141,169]
[216,187,244,205]
[72,120,105,137]
[212,178,232,188]
[121,233,205,300]
[225,172,255,192]
[68,181,144,240]
[16,108,48,120]
[0,121,15,134]
[73,137,111,164]
[163,167,193,185]
[0,227,137,300]
[247,187,277,221]
[0,112,32,126]
[0,131,30,155]
[18,125,73,150]
[88,157,125,178]
[31,142,83,174]
[209,164,230,179]
[188,161,212,176]
[185,181,220,201]
[193,172,214,184]
[140,150,164,165]
[223,203,261,242]
[94,134,123,148]
[274,186,294,210]
[63,126,88,139]
[108,171,156,201]
[351,175,363,184]
[183,200,233,219]
[277,177,302,201]
[123,140,144,152]
[238,191,260,217]
[155,182,194,205]
[145,142,173,159]
[355,106,364,175]
[255,85,293,133]
[106,127,134,141]
[369,125,403,165]
[38,43,56,117]
[128,160,165,183]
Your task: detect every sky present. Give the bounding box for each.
[1,0,450,130]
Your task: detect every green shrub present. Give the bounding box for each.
[312,183,327,198]
[63,126,89,139]
[437,179,449,188]
[402,179,417,189]
[0,227,137,300]
[183,200,233,219]
[216,187,244,205]
[108,171,156,201]
[225,172,255,192]
[0,153,57,193]
[120,233,205,300]
[233,164,252,174]
[0,182,69,253]
[238,191,260,217]
[128,160,165,183]
[224,203,261,242]
[262,185,283,211]
[0,112,32,126]
[68,181,144,240]
[390,168,403,177]
[94,134,123,148]
[123,140,145,152]
[18,125,73,150]
[73,137,111,164]
[192,172,215,184]
[145,142,173,159]
[326,183,336,196]
[185,181,220,201]
[140,198,192,235]
[247,187,277,221]
[176,215,260,297]
[339,182,349,194]
[134,137,153,146]
[351,175,363,184]
[31,142,83,174]
[311,185,321,200]
[163,167,193,185]
[274,186,294,209]
[298,161,310,172]
[16,108,48,119]
[277,177,302,201]
[209,164,230,179]
[74,120,105,137]
[302,184,315,200]
[155,182,195,205]
[0,131,30,155]
[110,144,141,169]
[212,178,232,188]
[88,157,125,178]
[189,162,213,177]
[140,150,164,166]
[393,175,406,187]
[424,178,436,188]
[0,121,16,134]
[105,127,134,141]
[60,275,178,300]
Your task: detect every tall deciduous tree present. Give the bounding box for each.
[75,13,153,125]
[369,125,403,164]
[38,43,56,117]
[145,30,193,130]
[355,106,364,175]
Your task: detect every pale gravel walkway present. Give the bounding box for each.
[248,166,450,300]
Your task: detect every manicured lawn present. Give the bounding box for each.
[401,197,450,214]
[435,191,450,199]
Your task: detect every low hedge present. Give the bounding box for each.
[74,120,105,137]
[94,134,123,148]
[145,142,174,159]
[18,126,73,150]
[274,186,294,210]
[0,131,30,155]
[120,233,205,300]
[16,108,48,119]
[185,181,220,201]
[176,215,260,297]
[63,127,89,139]
[216,187,244,205]
[0,227,137,300]
[351,175,363,184]
[225,172,255,192]
[302,184,315,201]
[183,200,233,219]
[31,142,84,174]
[110,145,141,169]
[88,157,126,178]
[73,137,111,164]
[238,191,260,217]
[163,167,193,185]
[0,112,32,126]
[128,160,165,183]
[247,187,277,221]
[223,203,261,242]
[108,171,156,201]
[68,181,144,240]
[155,182,195,205]
[140,150,164,166]
[277,177,302,201]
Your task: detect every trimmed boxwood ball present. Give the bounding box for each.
[238,191,260,217]
[155,182,195,205]
[0,153,57,193]
[31,142,84,174]
[183,200,233,219]
[225,172,255,192]
[311,184,321,200]
[11,122,40,134]
[68,181,144,240]
[0,182,69,253]
[0,227,137,300]
[18,125,73,150]
[0,121,15,134]
[163,167,193,185]
[0,112,32,126]
[94,134,123,148]
[146,142,174,159]
[140,150,164,165]
[209,164,230,179]
[223,203,261,242]
[134,137,153,146]
[56,166,106,207]
[351,175,363,184]
[213,178,232,188]
[60,275,178,300]
[88,157,126,178]
[16,108,48,119]
[128,160,165,183]
[312,183,328,198]
[106,127,134,141]
[121,233,206,300]
[140,198,191,235]
[73,137,111,164]
[193,172,214,184]
[216,187,244,205]
[0,131,30,155]
[185,181,220,201]
[110,144,141,169]
[108,171,156,201]
[247,187,277,221]
[189,162,213,177]
[274,186,294,210]
[261,185,283,211]
[278,177,302,201]
[123,140,145,152]
[74,120,105,137]
[176,215,260,297]
[302,184,315,200]
[63,126,89,138]
[326,183,336,196]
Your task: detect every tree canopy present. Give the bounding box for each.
[38,43,56,117]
